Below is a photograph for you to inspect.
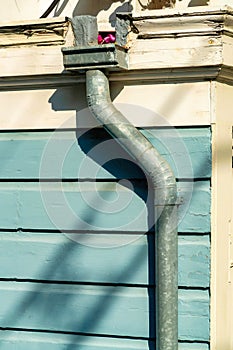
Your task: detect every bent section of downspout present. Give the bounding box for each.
[86,69,178,350]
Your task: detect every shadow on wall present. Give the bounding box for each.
[48,83,124,115]
[48,84,154,224]
[1,231,155,348]
[73,0,133,27]
[137,0,208,9]
[48,84,155,348]
[53,0,209,19]
[48,84,87,112]
[54,0,70,15]
[187,0,208,6]
[55,0,133,27]
[48,86,152,212]
[138,0,176,9]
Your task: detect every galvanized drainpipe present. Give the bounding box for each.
[86,69,178,350]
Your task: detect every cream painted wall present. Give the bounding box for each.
[0,1,132,29]
[0,82,211,130]
[0,0,44,23]
[3,0,233,27]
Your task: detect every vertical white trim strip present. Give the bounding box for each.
[211,81,233,350]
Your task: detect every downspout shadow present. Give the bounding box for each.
[48,86,156,347]
[76,126,156,347]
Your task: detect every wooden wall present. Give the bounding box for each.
[0,81,211,349]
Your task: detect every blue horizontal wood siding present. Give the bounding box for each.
[142,128,211,179]
[0,126,211,349]
[0,282,209,340]
[0,181,210,232]
[0,232,209,287]
[0,331,209,350]
[0,128,211,179]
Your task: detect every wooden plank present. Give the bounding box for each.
[178,235,210,287]
[0,181,210,233]
[0,33,222,75]
[0,331,152,350]
[179,289,210,341]
[134,16,220,37]
[129,36,222,70]
[0,18,70,47]
[0,46,64,76]
[0,128,211,179]
[0,233,210,287]
[179,343,209,350]
[178,181,210,233]
[0,331,209,350]
[0,282,151,338]
[0,82,211,129]
[0,130,147,180]
[142,128,211,179]
[223,34,233,67]
[210,81,233,349]
[0,282,209,340]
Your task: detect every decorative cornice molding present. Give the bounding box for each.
[0,65,226,90]
[130,7,233,38]
[126,8,233,70]
[217,65,233,85]
[111,65,221,83]
[0,9,232,88]
[132,6,233,20]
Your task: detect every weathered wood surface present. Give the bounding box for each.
[0,46,65,76]
[0,281,209,340]
[0,232,210,287]
[0,18,71,47]
[134,16,222,37]
[0,181,210,233]
[0,331,209,350]
[129,36,222,70]
[0,22,224,74]
[0,128,211,179]
[0,9,232,89]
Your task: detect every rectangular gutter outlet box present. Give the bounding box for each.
[62,44,128,71]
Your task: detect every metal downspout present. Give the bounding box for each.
[86,69,178,350]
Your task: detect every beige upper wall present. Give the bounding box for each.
[0,81,210,129]
[0,0,43,23]
[2,1,233,27]
[0,1,132,29]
